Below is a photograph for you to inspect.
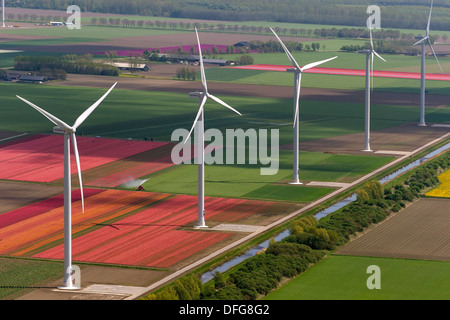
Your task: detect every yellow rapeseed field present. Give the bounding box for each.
[426,169,450,198]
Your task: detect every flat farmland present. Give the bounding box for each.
[0,188,293,269]
[265,255,450,300]
[336,198,450,262]
[0,181,63,214]
[0,134,171,186]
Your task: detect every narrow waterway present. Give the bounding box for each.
[200,142,450,283]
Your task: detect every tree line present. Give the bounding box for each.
[14,55,119,78]
[5,0,450,31]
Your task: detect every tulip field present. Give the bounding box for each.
[0,134,172,186]
[0,187,280,268]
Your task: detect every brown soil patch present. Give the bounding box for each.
[336,198,450,261]
[11,32,319,55]
[0,180,63,214]
[299,122,450,155]
[0,34,58,42]
[48,73,450,108]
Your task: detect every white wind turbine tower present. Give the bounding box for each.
[271,28,337,184]
[414,0,443,127]
[16,82,117,289]
[362,28,386,152]
[185,28,241,228]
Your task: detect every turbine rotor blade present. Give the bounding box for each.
[426,0,434,36]
[208,94,242,116]
[270,27,301,70]
[195,28,208,94]
[373,50,387,62]
[73,82,117,129]
[184,95,207,144]
[370,28,375,51]
[16,96,71,130]
[427,38,443,72]
[301,56,338,72]
[369,28,386,63]
[71,132,84,213]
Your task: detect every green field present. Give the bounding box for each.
[1,82,437,143]
[208,51,450,94]
[140,150,393,202]
[0,25,187,40]
[0,258,62,300]
[265,255,450,300]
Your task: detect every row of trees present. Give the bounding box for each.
[6,0,450,31]
[88,16,450,44]
[142,150,449,300]
[14,55,119,77]
[341,39,424,56]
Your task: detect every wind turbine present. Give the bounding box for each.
[185,28,241,228]
[362,28,386,152]
[16,82,117,289]
[413,0,443,127]
[270,28,337,184]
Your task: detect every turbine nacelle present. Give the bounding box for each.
[413,0,443,73]
[270,27,337,127]
[53,126,71,135]
[184,29,241,144]
[189,92,203,98]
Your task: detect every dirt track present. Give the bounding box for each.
[49,73,450,108]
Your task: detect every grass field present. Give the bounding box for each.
[264,255,450,300]
[0,25,187,40]
[207,51,450,94]
[141,150,393,201]
[0,83,434,143]
[0,257,62,300]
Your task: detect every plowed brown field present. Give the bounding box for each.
[336,198,450,262]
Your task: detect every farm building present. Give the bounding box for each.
[203,59,234,66]
[234,41,252,49]
[108,62,150,71]
[4,71,23,81]
[156,54,233,66]
[18,75,47,84]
